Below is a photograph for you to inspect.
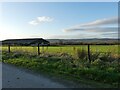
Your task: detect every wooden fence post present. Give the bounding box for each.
[8,44,10,53]
[42,45,44,53]
[38,43,40,55]
[88,44,91,63]
[117,40,120,87]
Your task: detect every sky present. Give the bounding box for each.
[0,2,118,40]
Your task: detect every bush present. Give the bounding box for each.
[99,53,115,62]
[12,52,23,58]
[77,49,87,60]
[106,67,115,72]
[91,59,107,69]
[90,52,100,62]
[92,59,104,65]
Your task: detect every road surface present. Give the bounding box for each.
[2,63,68,88]
[2,63,91,88]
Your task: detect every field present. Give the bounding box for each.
[1,45,119,56]
[1,45,120,88]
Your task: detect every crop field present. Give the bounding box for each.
[1,45,119,56]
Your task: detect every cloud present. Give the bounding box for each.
[87,27,118,33]
[64,17,118,32]
[64,27,118,33]
[100,32,118,36]
[29,16,53,25]
[48,34,86,39]
[63,28,84,32]
[48,31,118,39]
[79,17,118,27]
[99,32,118,38]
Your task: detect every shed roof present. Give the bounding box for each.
[2,38,50,45]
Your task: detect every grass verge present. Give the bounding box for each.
[2,51,120,88]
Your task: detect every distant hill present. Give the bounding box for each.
[46,38,119,45]
[0,38,119,45]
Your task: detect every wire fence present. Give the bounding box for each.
[1,44,119,53]
[1,44,119,60]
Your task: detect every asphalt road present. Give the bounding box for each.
[0,63,2,89]
[2,63,68,88]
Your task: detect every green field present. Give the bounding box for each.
[1,45,119,56]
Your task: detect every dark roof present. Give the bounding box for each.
[2,38,50,45]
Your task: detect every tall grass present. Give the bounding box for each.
[2,50,120,87]
[1,45,119,87]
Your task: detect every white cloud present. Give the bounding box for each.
[47,31,118,39]
[64,27,118,33]
[29,16,53,25]
[63,17,118,32]
[80,17,118,27]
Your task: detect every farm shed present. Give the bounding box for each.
[2,38,50,46]
[2,38,50,55]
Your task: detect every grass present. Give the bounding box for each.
[1,45,119,57]
[1,45,119,88]
[2,49,120,88]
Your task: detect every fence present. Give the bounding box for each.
[1,44,119,63]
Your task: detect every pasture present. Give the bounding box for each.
[1,45,119,56]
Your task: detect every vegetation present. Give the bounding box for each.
[1,45,120,88]
[2,45,119,56]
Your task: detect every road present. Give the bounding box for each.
[2,63,92,88]
[0,63,2,89]
[2,63,68,88]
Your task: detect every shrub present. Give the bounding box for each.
[12,52,23,58]
[90,52,100,62]
[76,49,87,60]
[91,59,106,69]
[92,59,103,65]
[106,67,115,72]
[99,52,115,62]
